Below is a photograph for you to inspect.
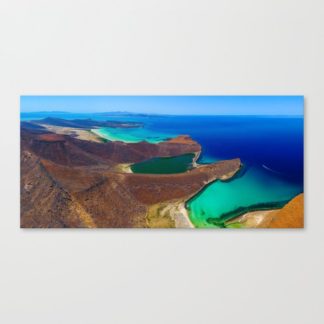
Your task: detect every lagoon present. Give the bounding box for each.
[21,112,304,228]
[131,153,195,174]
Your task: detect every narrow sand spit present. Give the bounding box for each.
[167,201,194,228]
[225,194,304,228]
[226,210,276,228]
[40,124,104,142]
[174,202,194,228]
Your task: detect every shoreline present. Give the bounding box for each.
[91,127,169,144]
[113,163,133,173]
[34,122,301,229]
[185,164,243,228]
[146,200,194,228]
[40,124,106,143]
[225,210,276,228]
[225,193,304,228]
[91,128,137,143]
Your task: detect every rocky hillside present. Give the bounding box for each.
[21,125,241,228]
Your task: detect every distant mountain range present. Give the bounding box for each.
[22,117,143,129]
[21,111,160,115]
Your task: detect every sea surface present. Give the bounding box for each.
[21,112,304,227]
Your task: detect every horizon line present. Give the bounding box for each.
[20,110,304,117]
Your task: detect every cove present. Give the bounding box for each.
[186,165,303,228]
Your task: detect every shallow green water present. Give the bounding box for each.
[131,153,195,174]
[186,165,303,228]
[89,120,303,229]
[92,127,172,143]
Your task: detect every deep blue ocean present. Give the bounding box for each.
[21,112,304,176]
[22,112,304,226]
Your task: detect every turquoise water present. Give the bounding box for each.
[21,112,303,228]
[92,127,173,144]
[187,165,302,228]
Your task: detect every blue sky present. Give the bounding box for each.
[20,96,304,115]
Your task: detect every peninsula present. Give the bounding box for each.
[21,118,241,228]
[20,117,302,228]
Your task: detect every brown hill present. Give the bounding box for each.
[225,193,304,228]
[21,126,241,228]
[21,127,201,167]
[268,193,304,228]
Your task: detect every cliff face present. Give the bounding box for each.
[21,126,241,228]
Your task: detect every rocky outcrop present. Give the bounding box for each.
[268,194,304,228]
[225,193,304,228]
